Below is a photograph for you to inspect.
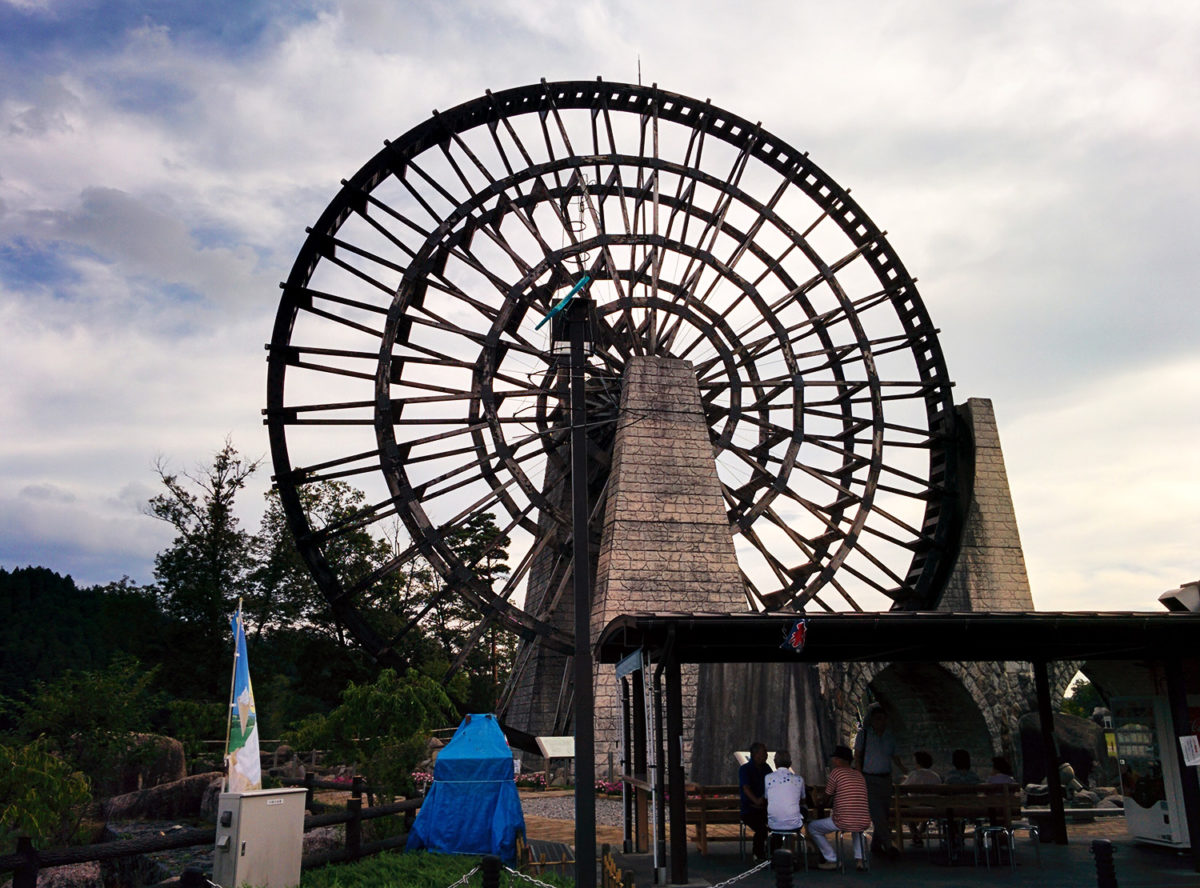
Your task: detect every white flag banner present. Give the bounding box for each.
[225,605,262,792]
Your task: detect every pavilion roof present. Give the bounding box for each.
[595,610,1200,664]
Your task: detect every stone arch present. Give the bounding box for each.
[873,663,997,776]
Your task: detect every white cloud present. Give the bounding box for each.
[1004,355,1200,611]
[0,0,1195,613]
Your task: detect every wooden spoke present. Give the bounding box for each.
[266,80,960,681]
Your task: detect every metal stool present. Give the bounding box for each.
[834,829,870,872]
[1008,820,1041,868]
[977,821,1010,869]
[768,828,808,872]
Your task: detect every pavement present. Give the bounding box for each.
[520,792,1200,887]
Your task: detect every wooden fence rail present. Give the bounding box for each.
[0,790,421,888]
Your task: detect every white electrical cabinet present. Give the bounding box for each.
[213,788,308,888]
[1112,696,1198,848]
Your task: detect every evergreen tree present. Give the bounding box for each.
[145,439,259,697]
[1061,676,1107,719]
[0,567,103,715]
[246,481,388,642]
[146,439,259,636]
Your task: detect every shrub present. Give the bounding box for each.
[0,738,92,852]
[12,656,160,795]
[166,699,226,765]
[285,668,455,802]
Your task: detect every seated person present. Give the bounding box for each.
[764,748,806,836]
[901,750,940,846]
[904,750,941,786]
[739,741,772,860]
[987,756,1017,785]
[808,745,871,871]
[945,748,981,784]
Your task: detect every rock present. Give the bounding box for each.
[1018,712,1113,786]
[200,775,224,821]
[103,772,224,821]
[1100,794,1124,808]
[112,734,187,796]
[303,826,343,855]
[270,759,306,781]
[104,821,213,884]
[0,862,101,888]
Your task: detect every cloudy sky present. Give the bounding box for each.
[1,0,1196,612]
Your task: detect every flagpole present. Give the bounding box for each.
[222,599,242,792]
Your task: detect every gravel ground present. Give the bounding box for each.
[521,794,624,826]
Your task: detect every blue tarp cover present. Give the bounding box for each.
[405,713,525,861]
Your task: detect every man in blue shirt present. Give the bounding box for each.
[739,741,772,860]
[854,705,906,857]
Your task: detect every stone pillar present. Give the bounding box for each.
[825,397,1057,778]
[590,356,748,773]
[938,398,1035,612]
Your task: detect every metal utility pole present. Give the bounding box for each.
[557,293,596,888]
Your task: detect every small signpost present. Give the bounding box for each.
[535,735,577,785]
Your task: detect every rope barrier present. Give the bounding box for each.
[705,857,771,888]
[504,864,566,888]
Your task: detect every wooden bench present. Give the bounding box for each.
[893,783,1020,852]
[685,784,744,855]
[685,783,829,856]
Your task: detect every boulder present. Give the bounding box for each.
[102,772,224,821]
[1,862,101,888]
[269,756,306,781]
[303,826,343,856]
[1018,711,1114,786]
[200,774,225,821]
[111,734,187,795]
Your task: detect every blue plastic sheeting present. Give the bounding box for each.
[406,713,526,861]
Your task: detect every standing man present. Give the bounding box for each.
[854,704,905,858]
[809,745,871,871]
[738,741,772,860]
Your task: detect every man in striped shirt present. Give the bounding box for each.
[808,745,871,871]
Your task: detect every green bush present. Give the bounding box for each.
[286,668,455,802]
[12,655,161,795]
[166,698,226,765]
[0,738,92,852]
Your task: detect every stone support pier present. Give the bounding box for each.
[590,356,748,773]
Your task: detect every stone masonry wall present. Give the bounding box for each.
[939,398,1035,612]
[590,356,748,772]
[825,399,1076,776]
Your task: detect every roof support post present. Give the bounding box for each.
[1033,658,1068,843]
[665,631,689,883]
[620,674,634,853]
[652,658,668,883]
[1164,658,1200,872]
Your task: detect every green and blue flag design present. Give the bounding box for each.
[225,605,262,792]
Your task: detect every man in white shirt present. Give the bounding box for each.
[764,748,806,834]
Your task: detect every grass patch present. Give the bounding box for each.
[300,849,576,887]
